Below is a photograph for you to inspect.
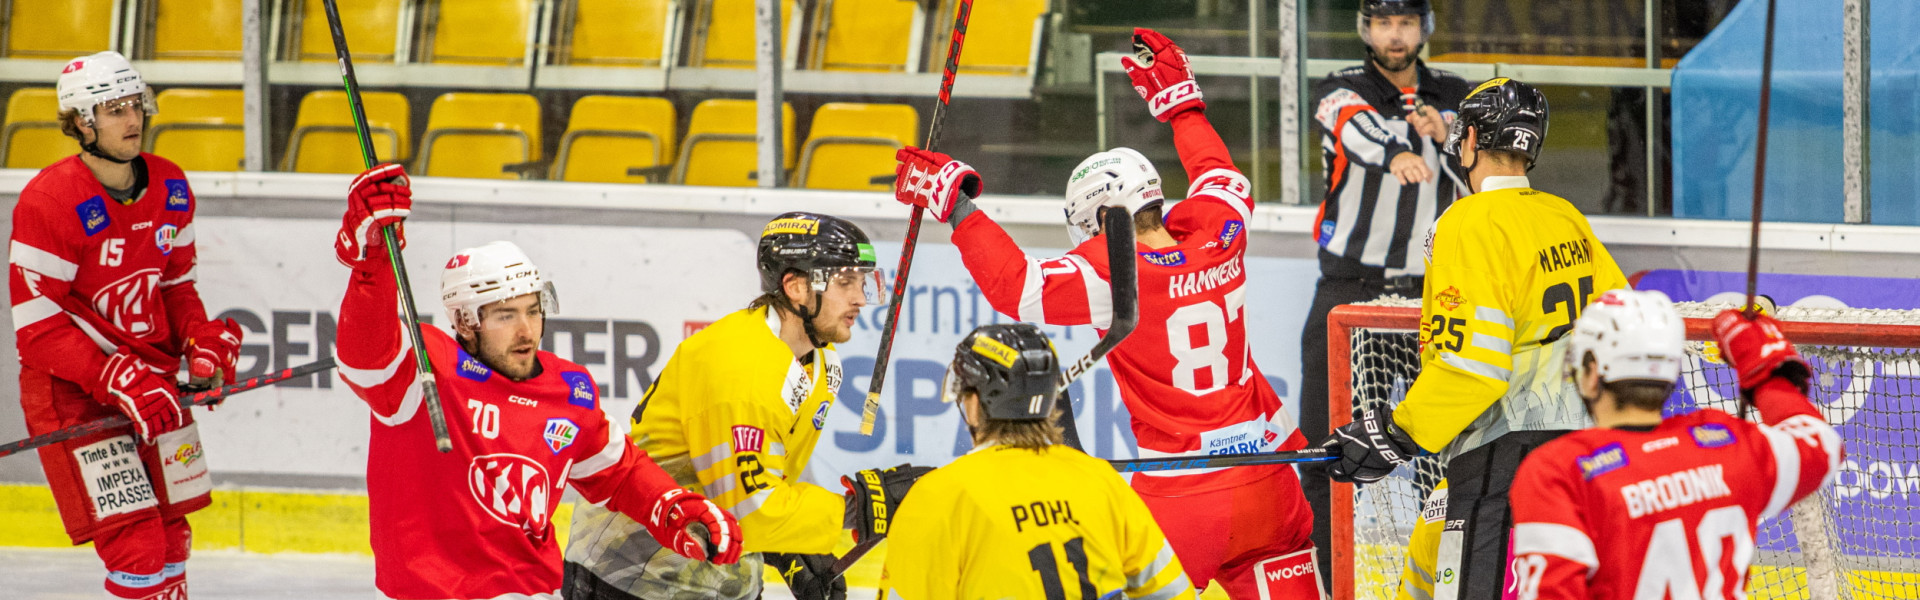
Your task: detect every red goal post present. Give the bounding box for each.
[1326,301,1920,600]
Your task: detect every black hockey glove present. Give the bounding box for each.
[842,463,934,543]
[763,552,846,600]
[1320,407,1424,484]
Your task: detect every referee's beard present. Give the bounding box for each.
[1370,44,1420,73]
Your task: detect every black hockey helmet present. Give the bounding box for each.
[755,212,889,347]
[1445,77,1550,168]
[943,323,1061,421]
[1358,0,1434,46]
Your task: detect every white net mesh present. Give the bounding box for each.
[1338,300,1920,600]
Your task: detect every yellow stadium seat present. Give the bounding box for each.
[417,93,542,180]
[7,0,115,58]
[937,0,1048,75]
[554,96,676,183]
[814,0,917,72]
[425,0,532,66]
[147,89,245,171]
[674,99,793,187]
[563,0,674,66]
[3,88,74,169]
[296,0,400,63]
[283,90,411,174]
[795,103,917,190]
[152,0,244,61]
[692,0,794,69]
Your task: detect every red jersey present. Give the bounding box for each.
[952,110,1303,496]
[1508,379,1843,600]
[10,154,207,393]
[336,257,682,600]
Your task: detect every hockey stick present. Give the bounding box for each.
[322,0,453,453]
[860,0,974,436]
[1109,447,1335,474]
[831,207,1141,577]
[0,359,338,459]
[1743,0,1778,322]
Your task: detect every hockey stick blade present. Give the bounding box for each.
[0,358,339,459]
[323,0,452,453]
[834,208,1139,576]
[859,0,974,437]
[1109,447,1335,474]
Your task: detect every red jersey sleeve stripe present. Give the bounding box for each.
[569,414,629,480]
[11,296,61,331]
[1511,522,1599,576]
[1014,256,1050,323]
[173,223,195,247]
[336,333,413,389]
[364,379,424,427]
[10,241,78,281]
[1062,254,1113,329]
[1185,168,1254,221]
[1755,422,1804,521]
[159,266,197,287]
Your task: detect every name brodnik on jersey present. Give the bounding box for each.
[1168,255,1243,298]
[1620,464,1733,519]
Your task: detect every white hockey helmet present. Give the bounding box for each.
[1566,289,1685,385]
[441,241,558,332]
[56,51,156,127]
[1064,147,1164,245]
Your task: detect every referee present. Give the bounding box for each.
[1299,0,1470,586]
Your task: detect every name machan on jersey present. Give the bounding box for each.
[1507,383,1842,600]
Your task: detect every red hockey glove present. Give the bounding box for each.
[1120,28,1205,121]
[336,163,411,268]
[894,147,981,224]
[95,349,182,444]
[1711,309,1811,395]
[1321,407,1422,485]
[185,318,243,390]
[842,463,933,543]
[642,488,742,565]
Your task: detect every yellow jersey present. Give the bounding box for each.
[563,306,844,598]
[1397,177,1629,457]
[884,444,1195,600]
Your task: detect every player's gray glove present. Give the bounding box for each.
[1321,407,1424,484]
[763,552,846,600]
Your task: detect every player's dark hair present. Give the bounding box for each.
[747,270,809,315]
[970,400,1065,452]
[58,108,85,142]
[1132,205,1164,235]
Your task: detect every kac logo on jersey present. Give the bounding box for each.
[77,196,110,236]
[543,418,579,454]
[1142,250,1186,267]
[163,180,191,212]
[1218,220,1243,249]
[455,348,492,381]
[561,371,597,409]
[154,224,179,255]
[467,454,554,540]
[1577,442,1629,480]
[91,268,162,338]
[1690,423,1736,448]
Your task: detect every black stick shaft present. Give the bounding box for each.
[860,0,974,436]
[0,359,338,458]
[321,0,453,453]
[1108,448,1336,474]
[1745,0,1777,317]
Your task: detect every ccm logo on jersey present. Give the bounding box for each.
[1577,443,1629,480]
[1690,423,1735,448]
[164,179,191,211]
[543,418,579,454]
[562,371,598,409]
[77,196,111,236]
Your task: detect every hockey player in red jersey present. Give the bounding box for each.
[889,29,1319,599]
[332,164,742,600]
[1508,291,1843,600]
[9,51,244,600]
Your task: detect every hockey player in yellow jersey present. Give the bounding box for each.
[562,212,932,600]
[1320,78,1630,600]
[885,323,1195,600]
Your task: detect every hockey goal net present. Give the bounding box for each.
[1328,300,1920,600]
